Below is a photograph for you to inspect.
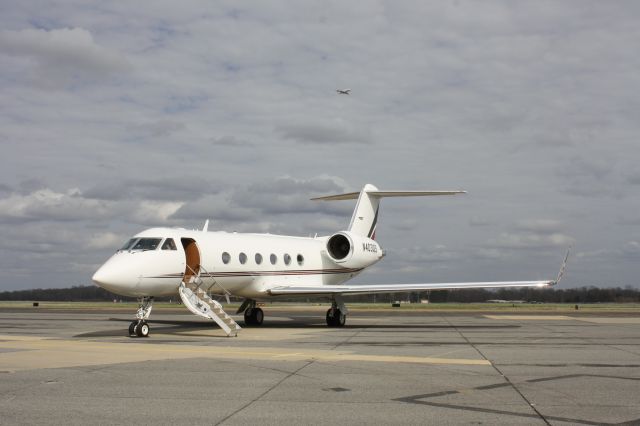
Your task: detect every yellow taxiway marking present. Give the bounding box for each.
[574,317,640,324]
[485,315,640,324]
[484,315,573,320]
[174,327,324,341]
[0,334,489,372]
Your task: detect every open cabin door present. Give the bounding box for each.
[181,238,200,282]
[177,238,240,336]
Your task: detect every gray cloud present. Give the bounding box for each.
[230,176,352,216]
[469,217,493,227]
[84,177,219,202]
[513,219,564,234]
[0,27,131,88]
[210,136,253,147]
[487,232,574,250]
[0,184,12,195]
[484,219,573,250]
[560,157,614,180]
[127,120,186,139]
[276,121,371,145]
[625,171,640,185]
[0,188,110,223]
[0,187,183,225]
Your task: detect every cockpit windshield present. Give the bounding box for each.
[161,238,177,250]
[120,238,138,251]
[131,238,162,251]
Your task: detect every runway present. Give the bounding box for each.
[1,307,639,425]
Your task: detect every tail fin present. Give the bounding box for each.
[311,184,465,239]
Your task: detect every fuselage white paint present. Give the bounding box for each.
[93,227,382,299]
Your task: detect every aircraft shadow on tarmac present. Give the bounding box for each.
[109,317,521,330]
[72,318,520,339]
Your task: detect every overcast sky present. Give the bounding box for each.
[1,1,639,291]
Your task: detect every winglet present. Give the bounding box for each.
[553,246,571,285]
[202,219,209,232]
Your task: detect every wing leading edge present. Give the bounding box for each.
[268,280,555,297]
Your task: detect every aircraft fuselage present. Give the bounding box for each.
[92,227,382,299]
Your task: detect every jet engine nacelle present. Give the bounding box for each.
[325,231,383,269]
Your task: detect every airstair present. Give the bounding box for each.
[178,266,241,337]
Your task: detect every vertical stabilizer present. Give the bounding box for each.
[348,184,380,238]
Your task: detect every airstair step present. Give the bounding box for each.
[178,282,241,337]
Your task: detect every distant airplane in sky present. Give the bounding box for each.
[92,184,566,338]
[336,89,351,95]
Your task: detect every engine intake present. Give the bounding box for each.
[324,231,383,269]
[327,233,351,260]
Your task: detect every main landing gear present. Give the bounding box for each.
[326,308,346,327]
[240,299,264,326]
[129,296,153,337]
[326,297,348,327]
[244,307,264,326]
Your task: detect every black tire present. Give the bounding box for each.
[136,321,149,337]
[326,309,346,327]
[128,321,137,335]
[326,308,339,327]
[253,308,264,325]
[244,308,254,326]
[326,308,334,326]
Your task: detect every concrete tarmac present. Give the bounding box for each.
[1,307,639,425]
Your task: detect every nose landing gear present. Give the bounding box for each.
[129,320,150,337]
[129,297,153,337]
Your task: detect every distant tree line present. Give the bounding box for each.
[0,285,639,303]
[351,286,640,304]
[0,285,136,302]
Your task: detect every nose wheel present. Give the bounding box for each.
[129,297,153,337]
[129,320,150,337]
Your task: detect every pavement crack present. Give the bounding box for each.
[442,316,552,426]
[214,360,314,425]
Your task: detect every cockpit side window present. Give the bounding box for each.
[120,238,138,251]
[161,238,177,250]
[131,238,162,251]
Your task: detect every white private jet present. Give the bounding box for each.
[92,184,566,337]
[336,89,351,95]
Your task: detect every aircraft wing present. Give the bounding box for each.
[268,248,569,297]
[268,280,556,297]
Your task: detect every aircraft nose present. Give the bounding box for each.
[91,265,111,287]
[92,257,136,294]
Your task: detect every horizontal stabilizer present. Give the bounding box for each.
[311,184,466,238]
[311,190,465,201]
